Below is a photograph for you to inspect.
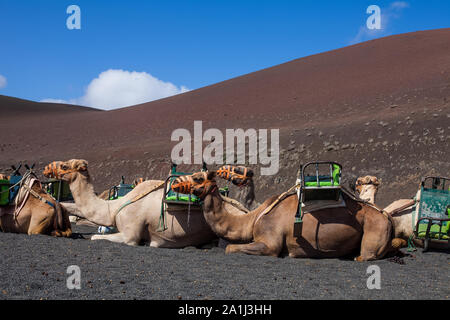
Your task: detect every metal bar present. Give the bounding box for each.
[315,163,319,187]
[57,180,62,202]
[330,164,334,185]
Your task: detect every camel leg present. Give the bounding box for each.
[91,232,140,246]
[225,241,281,257]
[91,232,128,244]
[28,208,54,235]
[355,215,392,261]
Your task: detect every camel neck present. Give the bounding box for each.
[69,173,116,227]
[203,190,257,242]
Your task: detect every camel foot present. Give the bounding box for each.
[392,238,407,249]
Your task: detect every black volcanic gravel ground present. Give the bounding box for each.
[0,225,448,300]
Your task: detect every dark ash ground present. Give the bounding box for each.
[0,225,448,300]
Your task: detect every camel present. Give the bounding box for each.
[0,170,72,237]
[353,177,430,247]
[42,159,248,247]
[354,176,449,250]
[172,169,405,261]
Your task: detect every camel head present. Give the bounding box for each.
[216,165,253,187]
[43,159,89,182]
[354,175,380,204]
[171,171,218,199]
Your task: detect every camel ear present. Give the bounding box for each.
[207,170,216,181]
[76,160,88,171]
[371,177,380,186]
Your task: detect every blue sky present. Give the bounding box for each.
[0,0,449,109]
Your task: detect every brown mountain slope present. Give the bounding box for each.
[0,95,99,117]
[0,29,449,207]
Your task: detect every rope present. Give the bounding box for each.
[407,234,417,252]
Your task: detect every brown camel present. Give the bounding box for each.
[42,160,248,247]
[172,169,404,261]
[0,171,72,237]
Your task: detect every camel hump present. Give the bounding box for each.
[384,199,416,215]
[139,180,165,190]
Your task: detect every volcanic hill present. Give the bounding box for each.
[1,28,449,207]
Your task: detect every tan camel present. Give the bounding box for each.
[0,171,72,237]
[354,176,421,243]
[172,169,405,261]
[42,160,247,247]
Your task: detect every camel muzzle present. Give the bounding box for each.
[216,165,253,187]
[43,162,61,179]
[171,176,193,195]
[43,162,74,180]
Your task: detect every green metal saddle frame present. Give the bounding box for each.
[0,178,10,206]
[42,179,73,202]
[295,162,342,224]
[414,176,450,245]
[107,177,135,200]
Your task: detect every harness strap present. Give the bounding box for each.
[13,176,56,220]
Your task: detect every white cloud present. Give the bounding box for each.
[0,74,7,89]
[390,1,409,10]
[350,2,409,45]
[40,98,70,104]
[41,69,189,110]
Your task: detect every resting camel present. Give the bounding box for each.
[172,169,405,261]
[353,176,423,244]
[42,160,248,247]
[0,171,72,237]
